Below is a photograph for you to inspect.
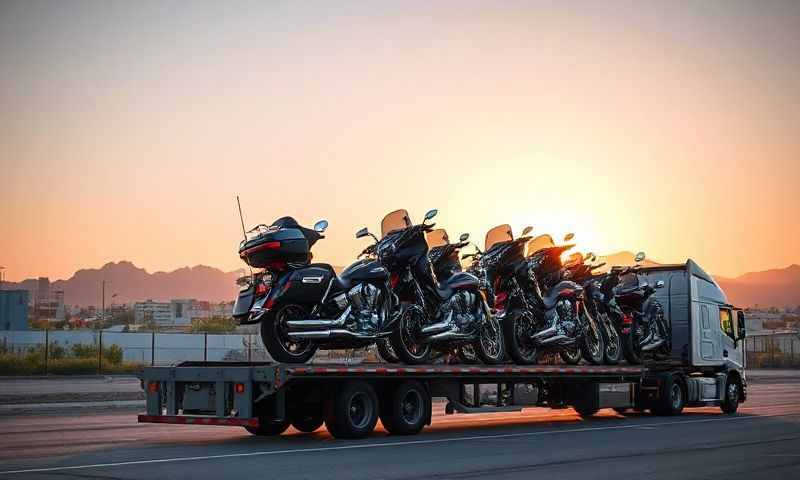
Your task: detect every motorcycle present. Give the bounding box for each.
[356,209,505,365]
[562,252,623,365]
[485,225,603,365]
[232,216,396,363]
[598,252,670,364]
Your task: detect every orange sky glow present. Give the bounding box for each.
[1,1,798,282]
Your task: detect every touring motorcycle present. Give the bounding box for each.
[596,252,670,363]
[479,225,602,365]
[356,209,505,365]
[233,216,396,363]
[562,252,623,364]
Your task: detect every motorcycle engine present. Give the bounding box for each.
[442,291,477,330]
[345,283,381,332]
[555,299,578,337]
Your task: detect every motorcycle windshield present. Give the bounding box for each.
[381,209,413,238]
[564,252,584,268]
[527,234,555,256]
[484,224,513,251]
[426,228,450,248]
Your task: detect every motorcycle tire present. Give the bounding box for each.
[261,304,318,364]
[502,312,538,365]
[473,311,506,364]
[389,304,432,365]
[376,339,399,364]
[580,307,605,365]
[600,313,623,365]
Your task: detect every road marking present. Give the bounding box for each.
[1,412,797,476]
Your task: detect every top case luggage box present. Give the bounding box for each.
[239,227,310,268]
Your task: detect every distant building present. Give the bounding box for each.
[134,300,172,326]
[0,290,29,330]
[36,277,50,305]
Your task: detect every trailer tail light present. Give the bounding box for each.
[148,382,159,393]
[234,383,246,394]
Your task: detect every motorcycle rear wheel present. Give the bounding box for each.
[261,304,318,364]
[376,340,399,363]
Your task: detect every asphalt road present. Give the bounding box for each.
[0,375,798,480]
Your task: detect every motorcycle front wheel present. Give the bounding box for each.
[622,315,644,364]
[473,310,506,364]
[376,340,399,363]
[579,305,605,365]
[389,305,432,365]
[599,312,622,365]
[261,304,318,364]
[502,312,538,365]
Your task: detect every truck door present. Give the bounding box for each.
[699,303,718,361]
[718,307,743,368]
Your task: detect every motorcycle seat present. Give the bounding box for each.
[435,272,480,300]
[542,281,583,310]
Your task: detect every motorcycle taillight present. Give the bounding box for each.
[494,292,508,312]
[390,272,400,289]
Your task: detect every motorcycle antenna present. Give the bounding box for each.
[236,195,247,241]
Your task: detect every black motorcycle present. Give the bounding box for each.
[599,253,670,364]
[233,216,396,363]
[485,226,603,365]
[562,252,622,365]
[356,209,505,365]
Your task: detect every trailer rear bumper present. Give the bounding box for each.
[138,414,258,427]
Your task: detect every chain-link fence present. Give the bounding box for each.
[0,330,377,375]
[745,331,800,368]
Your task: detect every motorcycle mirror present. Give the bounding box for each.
[424,209,438,221]
[634,251,646,263]
[314,219,329,233]
[459,233,469,242]
[586,252,596,262]
[564,232,575,242]
[521,226,533,236]
[655,280,665,289]
[355,227,370,239]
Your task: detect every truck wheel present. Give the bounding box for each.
[380,380,430,435]
[291,404,324,432]
[574,406,599,417]
[720,377,740,414]
[325,381,379,439]
[652,375,685,416]
[244,419,290,436]
[261,304,318,364]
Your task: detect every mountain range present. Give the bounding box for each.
[1,255,798,308]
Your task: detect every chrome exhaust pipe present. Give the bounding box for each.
[538,334,574,346]
[421,311,453,335]
[287,329,376,341]
[422,329,474,344]
[532,324,558,341]
[286,306,351,331]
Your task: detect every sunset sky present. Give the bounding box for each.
[1,0,798,282]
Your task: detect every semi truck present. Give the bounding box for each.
[138,260,747,439]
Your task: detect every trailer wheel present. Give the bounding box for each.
[325,381,379,439]
[244,419,290,436]
[380,380,430,435]
[574,406,599,417]
[652,375,685,416]
[291,403,324,432]
[720,377,740,414]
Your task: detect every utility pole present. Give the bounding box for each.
[101,280,105,327]
[0,266,5,291]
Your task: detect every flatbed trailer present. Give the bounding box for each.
[137,359,743,439]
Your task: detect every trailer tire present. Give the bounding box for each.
[380,380,430,435]
[720,377,741,414]
[244,419,290,436]
[291,404,324,432]
[324,381,379,439]
[652,375,685,416]
[574,406,599,417]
